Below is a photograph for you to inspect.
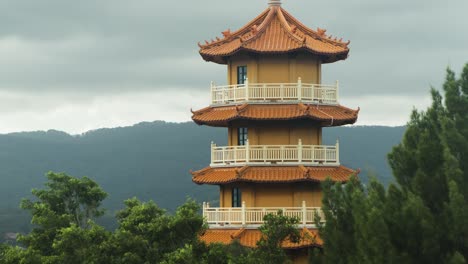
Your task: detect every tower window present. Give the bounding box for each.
[237,66,247,84]
[238,127,248,145]
[232,188,242,207]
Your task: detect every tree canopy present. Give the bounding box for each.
[0,172,303,264]
[315,63,468,263]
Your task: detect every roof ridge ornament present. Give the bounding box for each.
[268,0,281,7]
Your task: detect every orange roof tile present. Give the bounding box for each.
[191,103,359,127]
[199,5,349,64]
[200,228,323,249]
[192,165,358,185]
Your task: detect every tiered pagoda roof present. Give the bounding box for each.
[192,104,359,127]
[201,228,322,249]
[192,1,357,253]
[192,165,358,185]
[199,2,349,64]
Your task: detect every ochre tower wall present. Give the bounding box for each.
[195,3,356,261]
[290,252,309,264]
[228,121,323,146]
[219,183,322,208]
[227,52,321,84]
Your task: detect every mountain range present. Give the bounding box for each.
[0,121,405,236]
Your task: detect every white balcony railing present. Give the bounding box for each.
[203,201,325,228]
[210,78,339,105]
[210,140,339,167]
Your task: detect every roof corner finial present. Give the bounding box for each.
[268,0,281,7]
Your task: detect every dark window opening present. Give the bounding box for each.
[237,66,247,84]
[238,127,248,145]
[232,188,242,207]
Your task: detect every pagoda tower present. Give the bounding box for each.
[191,0,359,262]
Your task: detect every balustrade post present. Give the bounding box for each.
[222,147,225,165]
[234,145,237,162]
[202,202,206,219]
[335,80,339,103]
[302,201,307,225]
[280,145,284,163]
[297,77,302,101]
[298,139,303,163]
[210,81,215,103]
[211,141,216,164]
[336,139,340,165]
[245,78,249,101]
[263,146,267,163]
[280,83,284,100]
[245,139,250,163]
[241,201,246,226]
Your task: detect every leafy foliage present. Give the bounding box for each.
[234,211,302,264]
[1,172,304,263]
[317,64,468,263]
[18,172,107,258]
[106,198,205,263]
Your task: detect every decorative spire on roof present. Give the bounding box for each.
[268,0,282,7]
[198,4,350,64]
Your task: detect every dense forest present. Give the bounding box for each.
[0,123,404,238]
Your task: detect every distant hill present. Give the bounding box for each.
[0,121,405,236]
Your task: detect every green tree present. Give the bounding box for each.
[245,211,301,264]
[18,172,107,257]
[315,177,362,263]
[106,197,205,263]
[388,65,468,261]
[51,223,111,264]
[2,170,308,263]
[317,63,468,263]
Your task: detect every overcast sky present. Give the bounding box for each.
[0,0,467,134]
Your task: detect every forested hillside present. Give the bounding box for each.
[0,122,405,236]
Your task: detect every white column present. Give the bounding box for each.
[245,78,249,101]
[280,145,285,164]
[298,139,303,163]
[280,83,284,100]
[297,77,302,101]
[202,202,206,219]
[241,201,246,226]
[336,139,340,165]
[211,81,215,104]
[302,201,307,225]
[245,139,250,163]
[335,80,339,103]
[211,141,216,164]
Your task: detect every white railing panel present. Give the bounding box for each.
[210,142,339,167]
[204,205,325,227]
[210,80,339,105]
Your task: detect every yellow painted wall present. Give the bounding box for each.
[228,121,322,146]
[227,52,321,84]
[220,183,322,208]
[255,184,294,207]
[221,183,255,207]
[290,253,309,264]
[220,52,325,218]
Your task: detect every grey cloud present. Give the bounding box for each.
[0,0,467,98]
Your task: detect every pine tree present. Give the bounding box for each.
[318,63,468,263]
